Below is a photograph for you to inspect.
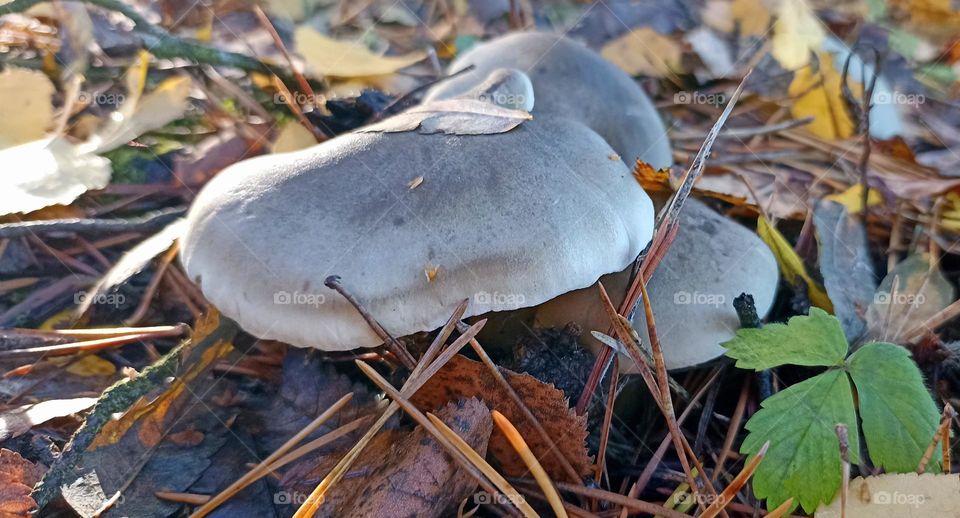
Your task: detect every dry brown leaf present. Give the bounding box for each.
[359,99,531,135]
[815,473,960,517]
[410,355,591,479]
[0,449,44,517]
[287,398,491,518]
[0,67,54,148]
[600,27,682,78]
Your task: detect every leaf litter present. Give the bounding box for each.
[2,0,960,517]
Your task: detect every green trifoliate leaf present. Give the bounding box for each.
[847,342,941,472]
[722,307,848,370]
[741,369,859,513]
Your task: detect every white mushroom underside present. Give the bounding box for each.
[180,116,655,350]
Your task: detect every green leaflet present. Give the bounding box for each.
[848,342,941,472]
[726,310,942,513]
[722,307,847,370]
[742,369,859,513]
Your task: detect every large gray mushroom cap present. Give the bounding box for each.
[180,76,655,351]
[424,32,673,169]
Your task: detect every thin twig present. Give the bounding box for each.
[699,441,769,518]
[0,208,186,238]
[918,404,955,474]
[324,275,416,369]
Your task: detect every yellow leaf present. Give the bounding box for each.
[772,0,825,69]
[788,53,857,140]
[940,192,960,231]
[39,308,75,331]
[757,216,833,311]
[732,0,771,36]
[294,27,426,78]
[66,355,117,377]
[272,122,317,153]
[826,184,882,213]
[600,27,682,78]
[0,67,55,148]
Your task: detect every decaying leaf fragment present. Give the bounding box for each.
[410,355,591,479]
[816,473,960,517]
[0,449,44,518]
[358,99,532,135]
[301,398,492,518]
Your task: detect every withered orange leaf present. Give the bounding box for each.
[0,449,43,517]
[410,355,592,479]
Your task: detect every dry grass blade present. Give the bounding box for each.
[595,281,660,403]
[699,440,769,518]
[491,410,566,518]
[292,316,485,518]
[918,403,955,473]
[577,72,751,413]
[635,279,702,509]
[5,324,187,339]
[0,326,188,360]
[427,413,539,518]
[190,392,354,518]
[836,424,850,518]
[514,479,691,518]
[262,416,371,473]
[713,378,750,482]
[355,360,525,517]
[765,498,796,518]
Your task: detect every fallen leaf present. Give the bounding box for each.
[789,53,857,140]
[814,200,876,341]
[865,253,955,343]
[359,99,531,135]
[82,75,193,154]
[757,216,833,311]
[309,399,492,518]
[816,473,960,517]
[0,137,111,216]
[410,355,592,479]
[295,27,426,78]
[600,26,682,78]
[772,0,825,69]
[0,449,44,518]
[825,184,882,213]
[0,67,54,147]
[408,175,424,189]
[0,397,98,442]
[732,0,771,36]
[65,355,118,377]
[272,122,317,153]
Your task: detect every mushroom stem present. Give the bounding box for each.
[323,275,416,369]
